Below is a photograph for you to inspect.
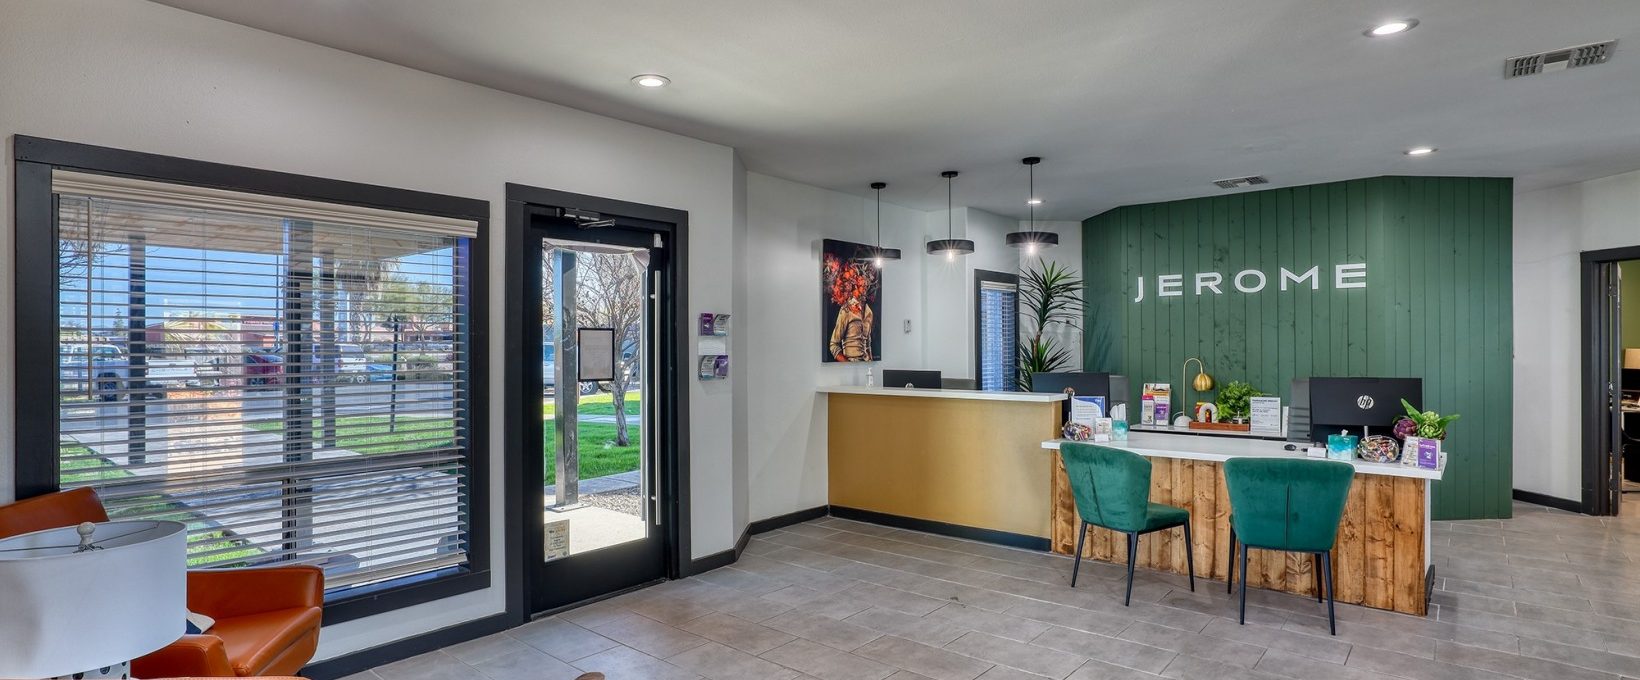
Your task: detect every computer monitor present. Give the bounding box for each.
[1624,368,1640,394]
[1031,372,1130,420]
[941,377,977,390]
[1291,377,1422,443]
[883,369,941,389]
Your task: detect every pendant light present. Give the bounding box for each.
[854,181,901,267]
[926,170,976,260]
[1006,156,1059,254]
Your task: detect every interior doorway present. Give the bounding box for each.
[504,185,689,616]
[1581,248,1640,515]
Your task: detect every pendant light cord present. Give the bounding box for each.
[1028,162,1036,234]
[875,186,882,246]
[947,175,954,238]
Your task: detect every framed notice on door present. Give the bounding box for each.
[577,327,615,382]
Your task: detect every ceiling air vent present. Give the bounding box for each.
[1212,175,1269,190]
[1505,40,1615,78]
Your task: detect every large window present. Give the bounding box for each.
[23,159,484,607]
[976,270,1019,391]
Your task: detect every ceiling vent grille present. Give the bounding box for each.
[1212,175,1269,189]
[1505,40,1615,78]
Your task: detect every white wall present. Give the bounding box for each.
[742,172,928,522]
[922,208,1019,378]
[1513,169,1640,501]
[0,0,739,660]
[1017,220,1084,371]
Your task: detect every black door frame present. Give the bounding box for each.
[1581,245,1640,515]
[973,269,1020,391]
[502,183,689,619]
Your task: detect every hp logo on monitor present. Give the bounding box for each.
[1356,395,1375,410]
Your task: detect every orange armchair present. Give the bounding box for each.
[0,488,324,677]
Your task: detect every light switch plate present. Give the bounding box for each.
[903,319,912,333]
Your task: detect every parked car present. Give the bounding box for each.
[61,343,205,399]
[244,352,283,386]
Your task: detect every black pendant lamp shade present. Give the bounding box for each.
[927,171,976,258]
[856,181,901,264]
[1007,156,1059,252]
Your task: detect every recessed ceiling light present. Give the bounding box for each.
[1027,198,1043,205]
[631,74,670,88]
[1405,146,1437,156]
[1366,19,1418,37]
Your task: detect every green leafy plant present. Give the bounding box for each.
[1216,380,1263,422]
[1399,399,1460,440]
[1015,261,1083,391]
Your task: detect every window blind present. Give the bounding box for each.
[52,173,476,590]
[978,280,1018,391]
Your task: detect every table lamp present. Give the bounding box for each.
[0,520,187,679]
[1626,347,1640,369]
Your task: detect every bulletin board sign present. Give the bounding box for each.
[577,327,615,382]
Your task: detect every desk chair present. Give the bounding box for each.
[1060,443,1194,605]
[1224,457,1354,634]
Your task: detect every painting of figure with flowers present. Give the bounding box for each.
[821,239,882,363]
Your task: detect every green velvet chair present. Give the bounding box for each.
[1060,442,1194,605]
[1223,457,1355,635]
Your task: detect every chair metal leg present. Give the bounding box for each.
[1124,532,1138,606]
[1238,544,1249,625]
[1313,552,1324,602]
[1071,522,1088,588]
[1181,521,1196,592]
[1322,551,1337,635]
[1226,526,1236,595]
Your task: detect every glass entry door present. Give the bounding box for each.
[524,213,671,613]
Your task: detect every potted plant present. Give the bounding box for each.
[1216,380,1262,424]
[1015,262,1083,391]
[1394,399,1460,440]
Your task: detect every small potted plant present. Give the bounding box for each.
[1395,399,1459,469]
[1216,380,1262,425]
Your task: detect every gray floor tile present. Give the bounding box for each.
[679,611,797,655]
[1119,620,1267,669]
[845,607,973,647]
[943,631,1087,679]
[572,645,703,680]
[469,645,589,680]
[764,608,885,650]
[855,635,995,680]
[1030,625,1176,675]
[510,616,620,662]
[587,611,709,658]
[759,638,897,680]
[667,640,802,680]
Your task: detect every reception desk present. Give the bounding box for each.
[1043,432,1443,615]
[822,385,1064,544]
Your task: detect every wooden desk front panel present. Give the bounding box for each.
[1050,453,1428,615]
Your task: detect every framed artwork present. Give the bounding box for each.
[821,239,882,363]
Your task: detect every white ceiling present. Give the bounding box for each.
[154,0,1640,220]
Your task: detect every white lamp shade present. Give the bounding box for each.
[1626,347,1640,369]
[0,520,187,678]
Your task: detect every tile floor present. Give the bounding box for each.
[347,501,1640,680]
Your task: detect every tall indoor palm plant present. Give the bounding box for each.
[1016,261,1084,391]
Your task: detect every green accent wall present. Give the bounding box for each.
[1082,176,1513,520]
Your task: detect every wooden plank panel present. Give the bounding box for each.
[1393,478,1427,614]
[1334,478,1367,603]
[1362,474,1396,609]
[1171,458,1192,575]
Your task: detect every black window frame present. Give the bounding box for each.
[11,135,492,625]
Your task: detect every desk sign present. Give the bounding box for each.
[1249,396,1282,434]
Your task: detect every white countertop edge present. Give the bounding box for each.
[1041,437,1445,481]
[818,385,1068,403]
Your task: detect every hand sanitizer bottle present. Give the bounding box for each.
[866,366,875,387]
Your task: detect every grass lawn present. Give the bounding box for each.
[543,391,641,418]
[60,445,261,567]
[249,412,640,485]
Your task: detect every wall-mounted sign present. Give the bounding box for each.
[1132,263,1366,303]
[577,327,615,381]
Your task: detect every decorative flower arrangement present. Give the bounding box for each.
[1395,399,1460,441]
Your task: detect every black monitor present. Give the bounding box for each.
[1032,372,1130,420]
[884,369,941,389]
[1291,377,1422,443]
[1624,369,1640,394]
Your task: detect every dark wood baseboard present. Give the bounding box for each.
[829,505,1050,551]
[748,505,830,535]
[1512,488,1584,514]
[300,613,511,680]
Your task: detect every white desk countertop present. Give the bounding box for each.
[1042,431,1445,481]
[818,384,1068,403]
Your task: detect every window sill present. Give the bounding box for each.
[321,566,491,625]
